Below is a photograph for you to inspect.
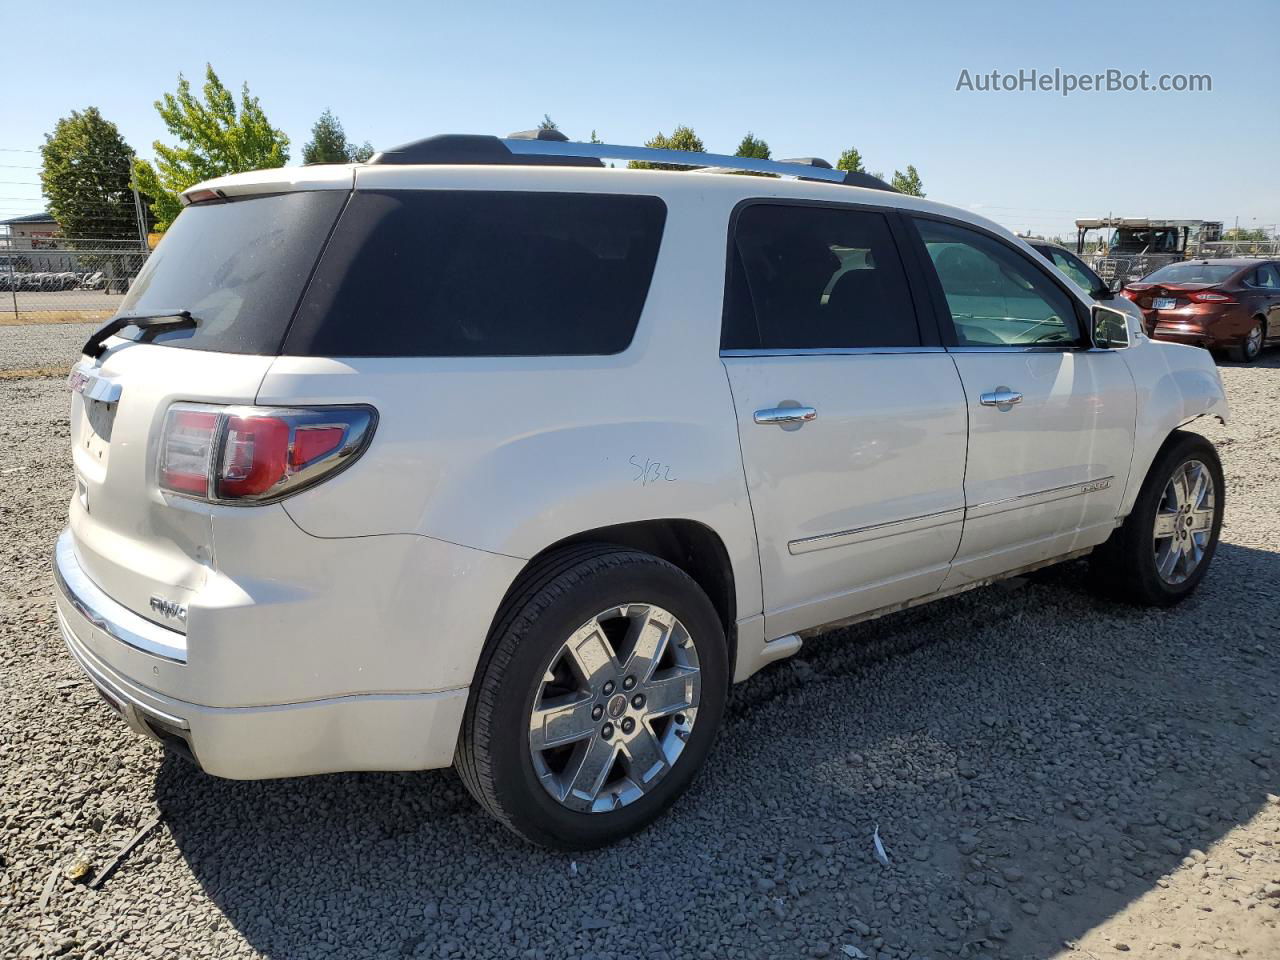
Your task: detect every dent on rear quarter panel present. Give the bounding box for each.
[1118,340,1228,516]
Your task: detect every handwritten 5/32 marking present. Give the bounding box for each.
[630,456,676,486]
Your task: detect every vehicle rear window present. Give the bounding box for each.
[1142,262,1239,284]
[116,191,348,354]
[284,191,667,357]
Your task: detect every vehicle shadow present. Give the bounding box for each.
[155,541,1280,960]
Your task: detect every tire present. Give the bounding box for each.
[456,543,728,849]
[1230,318,1265,362]
[1089,431,1223,606]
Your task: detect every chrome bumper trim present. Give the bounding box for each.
[58,609,190,731]
[52,528,188,663]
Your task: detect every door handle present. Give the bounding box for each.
[980,389,1023,407]
[754,405,817,425]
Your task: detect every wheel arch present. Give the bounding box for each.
[498,519,740,677]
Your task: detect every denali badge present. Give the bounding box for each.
[149,596,187,624]
[1080,478,1112,494]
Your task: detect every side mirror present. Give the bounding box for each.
[1091,304,1131,350]
[1092,284,1114,300]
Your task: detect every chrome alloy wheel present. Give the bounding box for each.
[1153,459,1216,585]
[528,603,700,813]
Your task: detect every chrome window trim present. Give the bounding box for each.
[721,346,946,358]
[946,345,1083,354]
[52,528,188,662]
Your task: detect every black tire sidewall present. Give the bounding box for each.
[1125,433,1224,605]
[481,555,728,849]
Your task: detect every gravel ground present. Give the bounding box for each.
[0,324,98,372]
[1,334,1277,960]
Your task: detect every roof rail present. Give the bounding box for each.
[368,134,898,191]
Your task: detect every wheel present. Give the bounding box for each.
[1230,319,1265,362]
[456,544,728,849]
[1089,431,1223,606]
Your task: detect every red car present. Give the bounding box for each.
[1122,258,1280,361]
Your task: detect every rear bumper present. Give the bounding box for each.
[53,529,470,778]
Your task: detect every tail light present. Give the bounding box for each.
[1188,289,1235,304]
[1120,283,1150,303]
[1120,288,1139,302]
[157,403,376,504]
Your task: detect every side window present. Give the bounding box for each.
[1049,250,1097,291]
[915,219,1082,348]
[722,204,921,350]
[1252,263,1280,288]
[288,191,667,357]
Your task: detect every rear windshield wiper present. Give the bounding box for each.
[83,310,198,358]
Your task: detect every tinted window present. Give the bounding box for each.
[286,191,666,357]
[916,219,1081,347]
[722,204,920,350]
[1046,248,1103,292]
[1250,263,1280,288]
[1143,262,1238,284]
[117,192,348,354]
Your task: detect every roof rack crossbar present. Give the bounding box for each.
[501,139,847,183]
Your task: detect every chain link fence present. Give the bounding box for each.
[1,238,148,322]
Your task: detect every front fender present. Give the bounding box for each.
[1118,338,1229,517]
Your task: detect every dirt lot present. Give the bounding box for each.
[1,326,1277,960]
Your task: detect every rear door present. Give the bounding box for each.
[908,216,1135,587]
[1247,262,1280,341]
[721,202,968,639]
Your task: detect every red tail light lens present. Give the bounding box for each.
[219,415,291,499]
[1188,290,1235,304]
[157,403,376,504]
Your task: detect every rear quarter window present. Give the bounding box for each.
[285,190,667,357]
[116,191,348,354]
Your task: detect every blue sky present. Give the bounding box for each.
[4,0,1278,239]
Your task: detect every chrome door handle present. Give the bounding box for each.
[754,405,817,425]
[980,389,1023,407]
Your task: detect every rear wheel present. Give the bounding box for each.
[1090,431,1223,606]
[456,544,728,849]
[1231,318,1265,362]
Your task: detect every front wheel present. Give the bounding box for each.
[456,544,728,849]
[1090,431,1224,606]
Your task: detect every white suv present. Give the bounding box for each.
[54,131,1229,849]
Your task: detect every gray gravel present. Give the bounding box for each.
[2,335,1278,960]
[0,323,98,372]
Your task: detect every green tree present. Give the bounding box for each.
[40,107,141,242]
[131,64,290,230]
[302,109,373,164]
[734,132,770,159]
[891,164,925,197]
[538,114,559,131]
[836,146,865,174]
[588,129,603,144]
[628,125,705,170]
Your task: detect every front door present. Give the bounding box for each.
[721,202,969,639]
[910,217,1136,586]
